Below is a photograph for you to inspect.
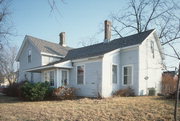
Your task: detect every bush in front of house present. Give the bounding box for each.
[2,81,27,97]
[52,86,76,100]
[113,87,135,97]
[148,88,156,96]
[21,81,51,101]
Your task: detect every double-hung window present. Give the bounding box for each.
[123,66,132,85]
[28,49,32,63]
[62,70,68,86]
[151,41,155,58]
[112,65,118,84]
[77,65,84,85]
[44,71,55,86]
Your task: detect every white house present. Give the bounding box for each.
[16,20,164,97]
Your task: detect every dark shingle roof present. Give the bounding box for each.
[26,35,72,56]
[27,29,155,68]
[64,29,154,60]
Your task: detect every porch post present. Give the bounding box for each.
[56,69,61,88]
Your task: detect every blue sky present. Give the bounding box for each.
[10,0,125,47]
[9,0,180,70]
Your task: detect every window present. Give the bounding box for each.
[62,70,68,86]
[44,71,54,86]
[112,65,117,84]
[77,65,84,85]
[44,72,49,82]
[50,71,54,86]
[151,41,155,58]
[30,72,34,82]
[123,66,132,85]
[28,49,32,63]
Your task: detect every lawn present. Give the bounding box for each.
[0,93,179,121]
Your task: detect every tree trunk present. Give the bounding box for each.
[174,62,180,121]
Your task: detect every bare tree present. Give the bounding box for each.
[0,46,17,85]
[111,0,180,120]
[48,0,65,14]
[0,0,12,50]
[111,0,180,46]
[78,36,99,47]
[167,42,180,121]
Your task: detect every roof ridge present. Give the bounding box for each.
[26,35,57,44]
[26,35,72,49]
[70,29,154,51]
[116,29,154,39]
[64,29,155,61]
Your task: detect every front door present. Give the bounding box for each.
[61,70,68,86]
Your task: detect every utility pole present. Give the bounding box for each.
[174,63,180,121]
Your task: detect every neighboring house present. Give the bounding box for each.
[16,20,164,97]
[161,71,178,95]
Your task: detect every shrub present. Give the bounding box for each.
[2,81,26,97]
[113,87,135,97]
[45,86,54,99]
[52,86,76,100]
[165,90,180,99]
[21,81,51,101]
[148,88,156,96]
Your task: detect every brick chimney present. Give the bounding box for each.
[104,20,111,43]
[59,32,66,46]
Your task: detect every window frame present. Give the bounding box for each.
[122,65,133,86]
[112,64,118,84]
[49,71,55,87]
[76,65,85,85]
[150,40,155,58]
[30,72,34,82]
[28,49,32,63]
[61,69,69,86]
[44,70,55,87]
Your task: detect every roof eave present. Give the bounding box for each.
[15,36,28,61]
[16,36,41,61]
[41,52,65,58]
[26,63,73,73]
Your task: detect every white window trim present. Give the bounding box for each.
[61,69,69,86]
[122,64,133,86]
[30,72,34,82]
[27,49,32,64]
[112,63,119,84]
[150,40,155,58]
[44,69,55,87]
[76,64,85,85]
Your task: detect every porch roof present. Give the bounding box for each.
[26,61,73,73]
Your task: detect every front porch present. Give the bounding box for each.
[26,60,72,88]
[42,68,70,88]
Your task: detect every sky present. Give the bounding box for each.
[10,0,125,47]
[8,0,180,71]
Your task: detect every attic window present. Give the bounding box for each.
[151,41,155,58]
[112,65,118,84]
[28,49,32,63]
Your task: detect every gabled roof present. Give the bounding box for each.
[25,29,157,72]
[27,35,72,56]
[64,29,154,61]
[16,35,72,61]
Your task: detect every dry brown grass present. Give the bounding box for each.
[0,93,179,121]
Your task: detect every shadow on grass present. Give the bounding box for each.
[0,92,102,104]
[151,96,179,107]
[0,93,23,103]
